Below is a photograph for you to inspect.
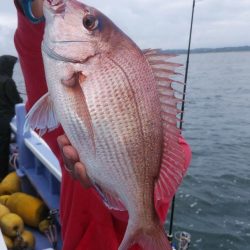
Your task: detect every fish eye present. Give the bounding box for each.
[83,14,99,31]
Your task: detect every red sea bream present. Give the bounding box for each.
[26,0,188,249]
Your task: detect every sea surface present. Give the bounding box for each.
[165,51,250,250]
[13,51,250,250]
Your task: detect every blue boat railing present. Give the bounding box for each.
[10,103,63,249]
[10,103,61,213]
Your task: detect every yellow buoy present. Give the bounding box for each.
[38,218,50,233]
[2,234,14,249]
[6,192,48,228]
[0,195,10,206]
[0,213,24,237]
[0,172,21,195]
[0,203,10,219]
[14,230,36,250]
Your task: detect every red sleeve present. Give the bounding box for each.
[14,2,130,250]
[14,1,46,111]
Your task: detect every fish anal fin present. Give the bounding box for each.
[93,183,126,211]
[24,92,59,136]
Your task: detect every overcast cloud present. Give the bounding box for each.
[0,0,250,55]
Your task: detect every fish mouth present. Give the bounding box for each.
[42,42,97,64]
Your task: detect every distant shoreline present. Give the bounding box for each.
[162,46,250,54]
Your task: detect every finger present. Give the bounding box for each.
[61,145,80,175]
[63,145,79,163]
[57,134,70,149]
[74,162,92,189]
[57,134,73,167]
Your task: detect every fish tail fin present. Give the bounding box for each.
[137,225,172,250]
[119,220,171,250]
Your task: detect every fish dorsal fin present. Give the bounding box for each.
[143,49,188,221]
[24,92,60,136]
[93,183,126,211]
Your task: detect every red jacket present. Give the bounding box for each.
[14,2,191,249]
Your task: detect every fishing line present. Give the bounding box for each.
[168,0,196,244]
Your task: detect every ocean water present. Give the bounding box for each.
[165,51,250,250]
[13,51,250,249]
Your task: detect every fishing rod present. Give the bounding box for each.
[168,0,196,247]
[180,0,196,129]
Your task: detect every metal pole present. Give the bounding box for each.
[168,0,196,243]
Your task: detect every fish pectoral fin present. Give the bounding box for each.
[93,182,126,211]
[24,92,59,136]
[61,72,87,87]
[76,72,96,153]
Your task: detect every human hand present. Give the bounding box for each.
[57,134,92,188]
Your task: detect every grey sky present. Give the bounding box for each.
[0,0,250,55]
